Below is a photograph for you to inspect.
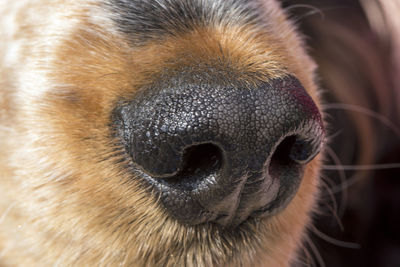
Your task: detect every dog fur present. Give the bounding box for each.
[0,0,398,266]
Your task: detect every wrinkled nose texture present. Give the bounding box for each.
[114,76,324,227]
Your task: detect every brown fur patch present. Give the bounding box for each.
[0,0,327,266]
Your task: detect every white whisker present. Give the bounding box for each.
[310,225,361,249]
[324,146,348,216]
[304,235,326,267]
[322,163,400,171]
[323,103,400,138]
[284,4,325,21]
[319,175,344,231]
[0,203,16,225]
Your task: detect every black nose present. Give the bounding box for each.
[113,76,324,227]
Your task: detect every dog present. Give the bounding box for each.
[0,0,398,266]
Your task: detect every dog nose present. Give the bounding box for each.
[114,76,324,227]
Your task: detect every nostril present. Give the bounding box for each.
[271,136,297,165]
[180,144,223,177]
[269,136,296,178]
[262,134,320,218]
[269,135,320,176]
[289,137,320,164]
[163,143,223,190]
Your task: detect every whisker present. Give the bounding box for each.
[310,225,361,249]
[319,175,344,231]
[299,244,315,267]
[0,203,16,225]
[326,129,344,141]
[304,235,326,267]
[322,163,400,171]
[325,203,345,232]
[284,4,325,21]
[323,103,400,138]
[324,146,348,216]
[318,176,338,214]
[329,173,364,195]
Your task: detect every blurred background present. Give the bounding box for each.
[283,0,400,266]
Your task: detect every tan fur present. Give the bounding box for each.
[0,0,324,266]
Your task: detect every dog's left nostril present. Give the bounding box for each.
[270,136,298,168]
[268,135,319,184]
[289,137,321,164]
[271,135,319,166]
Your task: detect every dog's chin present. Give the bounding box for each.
[159,214,266,265]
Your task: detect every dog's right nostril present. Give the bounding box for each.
[165,143,224,190]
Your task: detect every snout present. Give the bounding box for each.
[113,76,324,227]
